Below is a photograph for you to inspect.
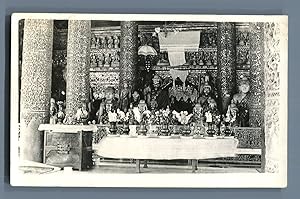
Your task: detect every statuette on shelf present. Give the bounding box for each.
[56,101,65,124]
[232,76,250,127]
[113,35,120,48]
[49,98,58,124]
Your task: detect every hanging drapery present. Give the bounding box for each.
[169,69,189,88]
[158,31,201,66]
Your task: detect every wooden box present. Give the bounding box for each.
[39,124,96,171]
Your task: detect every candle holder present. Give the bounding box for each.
[109,122,117,135]
[206,122,215,137]
[181,124,191,136]
[138,124,147,136]
[224,122,232,136]
[159,124,169,136]
[122,122,130,135]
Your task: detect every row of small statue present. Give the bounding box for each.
[236,31,250,46]
[187,51,217,66]
[90,51,120,67]
[200,31,217,47]
[91,35,120,49]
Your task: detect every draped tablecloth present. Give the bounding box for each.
[94,136,239,160]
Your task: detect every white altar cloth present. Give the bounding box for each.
[94,136,239,160]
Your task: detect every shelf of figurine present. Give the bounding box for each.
[90,51,120,70]
[90,34,120,50]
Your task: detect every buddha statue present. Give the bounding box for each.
[198,82,212,108]
[226,100,239,127]
[113,35,120,48]
[56,101,65,124]
[119,82,131,111]
[131,90,141,107]
[75,101,89,125]
[232,76,250,127]
[107,36,114,49]
[151,74,171,110]
[97,87,118,124]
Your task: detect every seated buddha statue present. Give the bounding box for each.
[151,74,171,110]
[198,82,213,111]
[232,76,250,127]
[97,87,118,124]
[75,101,90,125]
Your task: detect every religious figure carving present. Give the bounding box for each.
[98,53,104,67]
[97,87,118,124]
[100,36,106,48]
[75,101,89,125]
[90,54,97,67]
[226,100,239,127]
[197,51,204,66]
[91,34,97,48]
[56,101,65,124]
[132,91,141,107]
[107,36,114,49]
[49,98,57,124]
[111,51,119,67]
[232,76,250,127]
[104,54,111,67]
[198,81,213,109]
[151,74,171,110]
[119,82,131,112]
[113,35,120,48]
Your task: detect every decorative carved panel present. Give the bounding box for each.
[264,22,282,173]
[90,71,120,95]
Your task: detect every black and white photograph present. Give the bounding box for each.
[10,13,288,187]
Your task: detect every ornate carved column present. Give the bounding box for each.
[20,19,54,162]
[65,20,91,115]
[217,22,237,113]
[248,23,265,128]
[119,21,138,90]
[249,22,265,172]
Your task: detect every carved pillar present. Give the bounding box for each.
[119,21,138,91]
[248,23,265,128]
[65,20,91,115]
[217,22,237,113]
[20,19,54,162]
[249,22,265,172]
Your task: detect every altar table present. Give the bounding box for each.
[94,136,239,173]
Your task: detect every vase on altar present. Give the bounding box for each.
[129,125,137,136]
[181,124,191,136]
[138,124,147,136]
[206,122,215,137]
[109,122,117,135]
[159,124,169,136]
[224,121,232,136]
[122,122,130,135]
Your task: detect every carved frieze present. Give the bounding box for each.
[89,71,120,96]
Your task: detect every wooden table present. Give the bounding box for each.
[94,135,239,173]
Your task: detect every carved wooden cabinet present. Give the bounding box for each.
[39,124,97,171]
